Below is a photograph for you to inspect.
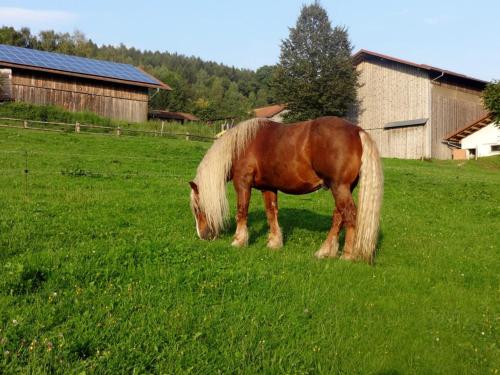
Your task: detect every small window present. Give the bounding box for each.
[491,145,500,152]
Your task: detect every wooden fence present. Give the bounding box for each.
[0,117,216,142]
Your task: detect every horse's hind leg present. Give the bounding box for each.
[336,186,357,261]
[262,190,283,249]
[315,184,356,259]
[232,181,251,247]
[315,205,342,259]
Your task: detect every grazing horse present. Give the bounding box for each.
[189,117,383,263]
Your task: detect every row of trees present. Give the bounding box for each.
[0,2,359,122]
[2,4,496,124]
[0,26,277,120]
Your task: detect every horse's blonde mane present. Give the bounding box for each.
[193,118,265,235]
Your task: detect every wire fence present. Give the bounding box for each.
[0,148,195,182]
[0,149,202,162]
[0,117,216,142]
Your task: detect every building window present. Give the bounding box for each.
[491,145,500,152]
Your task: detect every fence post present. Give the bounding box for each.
[23,120,28,129]
[186,132,190,141]
[75,122,80,133]
[161,121,164,136]
[116,127,121,136]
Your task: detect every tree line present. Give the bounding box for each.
[0,26,277,120]
[0,3,360,124]
[2,3,497,125]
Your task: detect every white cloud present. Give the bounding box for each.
[0,7,77,30]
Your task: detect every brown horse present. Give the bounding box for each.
[189,116,383,263]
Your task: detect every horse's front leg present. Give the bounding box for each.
[231,181,251,247]
[262,190,283,249]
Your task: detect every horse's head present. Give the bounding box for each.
[189,181,216,240]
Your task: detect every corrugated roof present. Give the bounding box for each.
[253,104,287,118]
[0,44,171,90]
[353,49,488,87]
[443,113,494,143]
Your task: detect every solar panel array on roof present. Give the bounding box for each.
[0,44,162,86]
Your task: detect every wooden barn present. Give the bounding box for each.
[353,50,488,159]
[0,44,171,122]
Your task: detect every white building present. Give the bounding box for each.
[444,114,500,159]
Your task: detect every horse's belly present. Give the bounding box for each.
[254,173,324,195]
[278,181,324,194]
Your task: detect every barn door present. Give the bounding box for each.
[0,68,12,101]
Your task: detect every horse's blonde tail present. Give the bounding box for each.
[353,131,384,264]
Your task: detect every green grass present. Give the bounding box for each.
[0,128,498,374]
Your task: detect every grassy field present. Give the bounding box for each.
[0,128,498,374]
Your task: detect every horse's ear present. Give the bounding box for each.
[189,181,198,193]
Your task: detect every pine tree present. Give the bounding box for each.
[273,2,358,122]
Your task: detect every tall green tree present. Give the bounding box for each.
[482,80,500,124]
[273,1,358,122]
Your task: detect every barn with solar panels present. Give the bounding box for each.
[0,44,171,122]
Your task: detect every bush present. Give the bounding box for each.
[482,80,500,123]
[0,102,113,125]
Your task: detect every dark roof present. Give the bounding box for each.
[353,49,488,88]
[0,44,171,90]
[149,110,199,121]
[253,104,287,118]
[443,113,493,143]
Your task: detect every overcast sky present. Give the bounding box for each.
[0,0,498,81]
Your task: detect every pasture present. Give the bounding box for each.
[0,128,498,374]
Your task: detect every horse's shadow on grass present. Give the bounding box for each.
[227,207,385,253]
[245,208,336,245]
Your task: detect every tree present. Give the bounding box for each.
[149,67,190,111]
[0,27,37,48]
[273,2,358,122]
[482,80,500,124]
[221,82,248,118]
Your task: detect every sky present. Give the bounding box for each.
[0,0,499,81]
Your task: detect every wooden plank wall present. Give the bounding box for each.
[0,68,12,101]
[10,70,149,122]
[431,82,487,159]
[356,60,431,159]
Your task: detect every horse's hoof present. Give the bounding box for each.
[231,239,247,247]
[314,249,337,259]
[267,240,283,250]
[340,254,355,261]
